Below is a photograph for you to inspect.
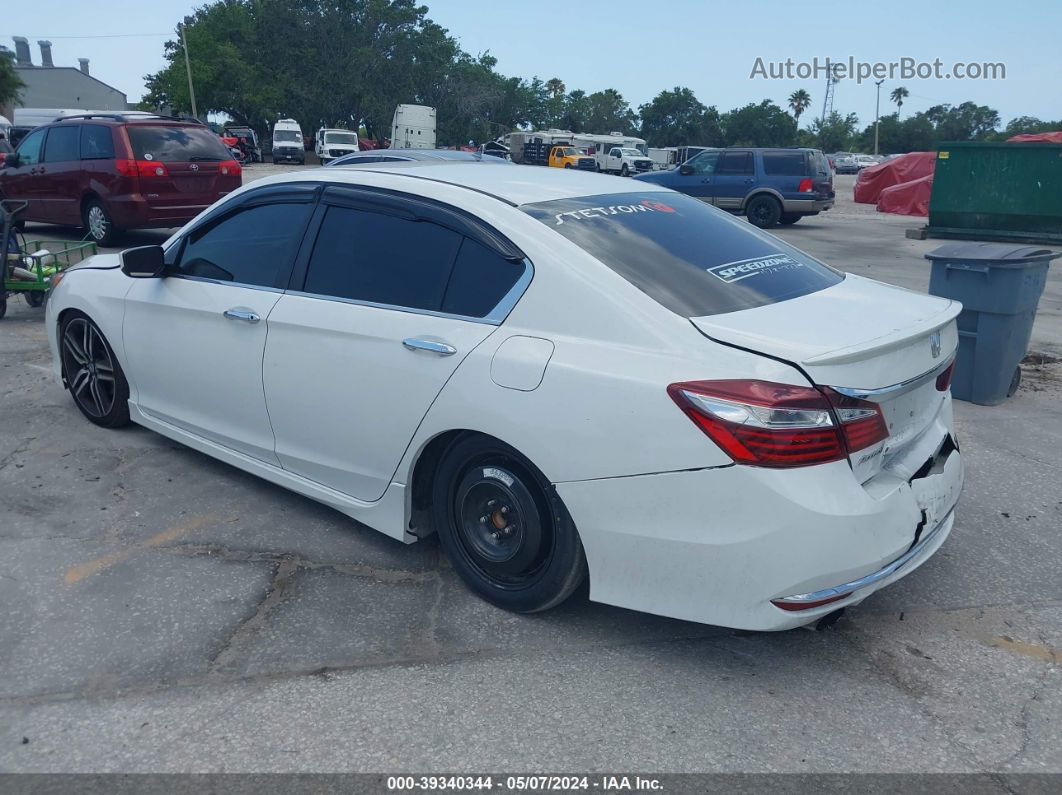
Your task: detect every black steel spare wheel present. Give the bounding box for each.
[432,436,587,613]
[60,313,130,428]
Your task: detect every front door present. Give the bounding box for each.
[671,150,719,202]
[264,189,529,502]
[711,150,756,209]
[2,127,49,220]
[123,197,314,462]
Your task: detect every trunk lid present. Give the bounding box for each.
[691,275,960,481]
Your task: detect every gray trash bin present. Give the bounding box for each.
[924,242,1060,405]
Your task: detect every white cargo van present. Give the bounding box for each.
[315,128,360,163]
[272,118,305,164]
[390,105,436,149]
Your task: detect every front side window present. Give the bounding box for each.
[685,150,719,175]
[175,202,312,287]
[15,128,47,166]
[521,192,842,317]
[80,125,115,160]
[44,125,80,162]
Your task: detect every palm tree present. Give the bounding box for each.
[788,89,812,125]
[545,78,566,99]
[890,86,909,117]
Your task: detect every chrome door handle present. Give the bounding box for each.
[223,309,260,323]
[403,338,456,356]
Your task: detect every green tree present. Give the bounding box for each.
[638,87,723,147]
[788,89,812,125]
[583,88,638,135]
[809,110,860,152]
[0,47,25,111]
[722,100,797,147]
[1000,115,1062,139]
[923,102,1000,141]
[890,86,909,117]
[545,78,565,99]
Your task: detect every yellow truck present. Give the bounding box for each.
[548,145,598,170]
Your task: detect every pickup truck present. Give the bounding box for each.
[595,146,654,176]
[523,142,596,170]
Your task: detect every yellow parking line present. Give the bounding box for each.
[64,514,217,586]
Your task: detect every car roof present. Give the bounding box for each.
[258,162,673,206]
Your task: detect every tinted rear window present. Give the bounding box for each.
[126,125,230,162]
[522,192,842,317]
[762,151,808,176]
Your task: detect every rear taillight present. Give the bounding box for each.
[116,159,169,178]
[220,159,241,176]
[936,361,955,392]
[797,178,814,193]
[667,380,888,469]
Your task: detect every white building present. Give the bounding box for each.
[9,37,128,123]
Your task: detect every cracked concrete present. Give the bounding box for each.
[0,171,1060,772]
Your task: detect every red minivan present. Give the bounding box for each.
[0,114,242,245]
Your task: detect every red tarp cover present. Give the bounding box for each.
[876,174,933,217]
[1007,132,1062,143]
[853,151,936,204]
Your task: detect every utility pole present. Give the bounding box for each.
[874,79,885,155]
[179,22,198,119]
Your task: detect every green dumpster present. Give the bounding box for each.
[927,141,1062,244]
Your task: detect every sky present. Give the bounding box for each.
[4,0,1060,129]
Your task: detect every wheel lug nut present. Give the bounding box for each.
[501,506,509,514]
[479,515,488,524]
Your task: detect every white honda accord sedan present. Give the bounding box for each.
[45,163,963,631]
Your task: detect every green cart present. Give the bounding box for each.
[2,200,99,319]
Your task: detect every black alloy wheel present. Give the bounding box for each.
[60,313,130,427]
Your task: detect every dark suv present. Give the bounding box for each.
[633,147,834,228]
[0,114,242,245]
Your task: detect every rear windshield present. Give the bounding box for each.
[127,125,231,162]
[521,192,843,317]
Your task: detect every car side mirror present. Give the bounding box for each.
[3,152,19,168]
[120,245,166,278]
[679,164,693,176]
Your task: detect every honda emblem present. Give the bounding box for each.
[190,163,199,171]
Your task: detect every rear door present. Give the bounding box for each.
[123,187,316,462]
[123,124,239,219]
[711,150,755,209]
[263,187,529,501]
[39,123,82,224]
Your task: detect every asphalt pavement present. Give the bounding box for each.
[0,168,1059,775]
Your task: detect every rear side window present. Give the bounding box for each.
[126,125,230,162]
[304,206,462,310]
[43,125,80,162]
[442,238,526,317]
[716,151,754,175]
[176,202,312,287]
[80,125,115,160]
[762,151,808,176]
[522,192,842,317]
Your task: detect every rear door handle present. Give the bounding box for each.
[223,308,260,323]
[403,338,456,356]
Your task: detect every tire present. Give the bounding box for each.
[59,311,131,428]
[620,164,629,177]
[779,213,803,225]
[745,195,782,228]
[82,199,121,247]
[564,163,572,169]
[431,435,587,613]
[25,291,45,308]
